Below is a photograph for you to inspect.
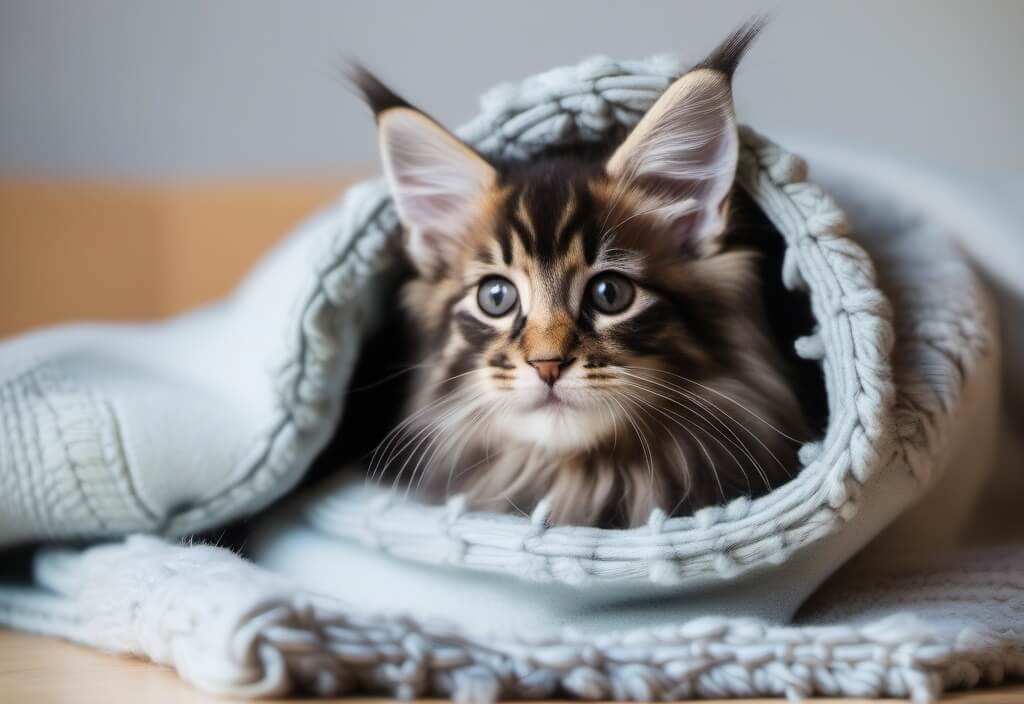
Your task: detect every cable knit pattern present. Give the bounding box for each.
[0,53,1014,701]
[0,361,156,544]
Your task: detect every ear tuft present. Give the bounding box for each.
[606,20,766,252]
[345,63,415,119]
[693,17,767,80]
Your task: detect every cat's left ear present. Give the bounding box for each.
[350,66,496,275]
[606,22,761,253]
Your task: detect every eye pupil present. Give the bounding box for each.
[599,281,616,305]
[477,276,518,317]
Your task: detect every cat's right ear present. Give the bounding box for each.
[350,66,496,275]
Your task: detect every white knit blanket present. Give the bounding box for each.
[0,537,1019,701]
[0,55,1021,701]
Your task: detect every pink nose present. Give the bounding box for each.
[529,358,570,386]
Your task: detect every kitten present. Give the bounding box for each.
[354,24,813,528]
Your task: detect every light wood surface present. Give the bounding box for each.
[0,630,1021,703]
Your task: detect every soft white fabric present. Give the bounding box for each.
[0,537,1020,701]
[0,54,1019,701]
[0,186,397,544]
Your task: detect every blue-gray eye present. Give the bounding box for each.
[589,272,635,314]
[477,276,519,317]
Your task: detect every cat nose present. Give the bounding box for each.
[528,357,573,386]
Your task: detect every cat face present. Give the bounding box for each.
[397,160,759,454]
[357,23,809,526]
[370,61,750,450]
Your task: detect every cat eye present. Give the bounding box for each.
[477,276,519,317]
[588,272,635,314]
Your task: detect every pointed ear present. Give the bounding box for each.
[606,68,738,251]
[348,65,496,274]
[606,21,761,252]
[377,108,496,274]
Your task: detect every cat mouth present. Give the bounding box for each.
[535,389,571,410]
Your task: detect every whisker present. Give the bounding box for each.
[600,202,676,241]
[410,406,483,502]
[367,397,450,484]
[617,373,774,490]
[617,387,727,503]
[343,360,431,396]
[503,494,530,519]
[609,395,654,487]
[366,369,487,479]
[390,403,480,495]
[405,403,482,501]
[621,366,806,444]
[370,382,487,487]
[440,395,512,498]
[614,368,790,478]
[596,170,636,245]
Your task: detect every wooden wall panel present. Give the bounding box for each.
[0,179,357,339]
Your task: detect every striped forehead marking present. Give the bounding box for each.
[492,170,603,271]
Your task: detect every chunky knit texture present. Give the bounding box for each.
[0,54,1017,701]
[0,537,1019,701]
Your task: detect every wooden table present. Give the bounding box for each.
[1,630,1021,704]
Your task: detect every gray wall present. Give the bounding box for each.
[1,0,1022,179]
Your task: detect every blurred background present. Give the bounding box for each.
[1,0,1022,337]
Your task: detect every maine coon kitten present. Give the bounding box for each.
[355,24,813,528]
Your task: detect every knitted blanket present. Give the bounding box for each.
[0,55,1021,701]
